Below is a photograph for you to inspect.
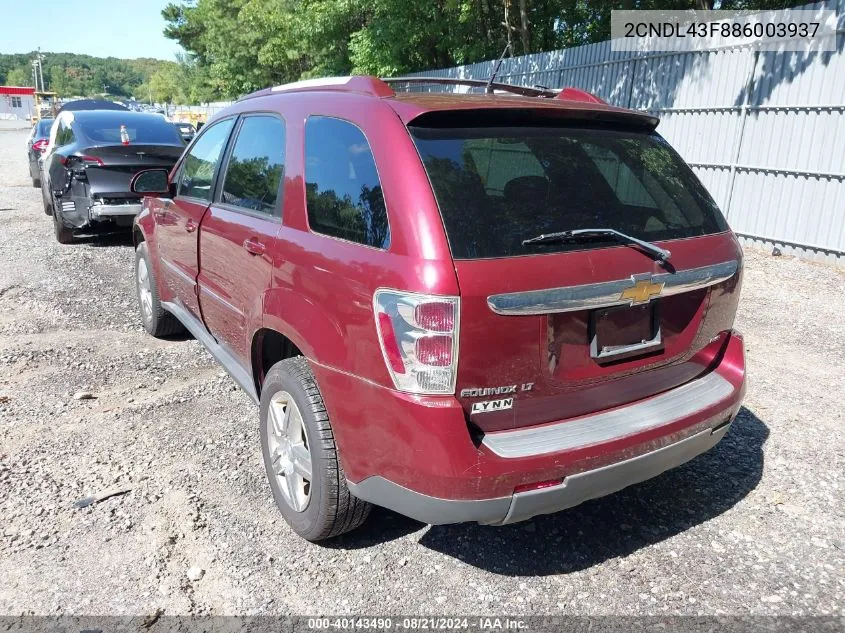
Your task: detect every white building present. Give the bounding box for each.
[0,86,36,121]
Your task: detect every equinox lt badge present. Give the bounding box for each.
[460,383,534,398]
[471,398,514,414]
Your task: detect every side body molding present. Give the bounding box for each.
[487,260,739,316]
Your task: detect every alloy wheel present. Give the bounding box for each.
[137,257,153,325]
[266,390,312,512]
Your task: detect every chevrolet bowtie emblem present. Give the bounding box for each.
[620,278,664,305]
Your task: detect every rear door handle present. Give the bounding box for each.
[185,219,198,233]
[243,238,266,255]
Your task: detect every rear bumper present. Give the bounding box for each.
[348,422,732,525]
[315,331,746,525]
[89,203,143,219]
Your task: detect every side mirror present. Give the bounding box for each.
[131,169,171,196]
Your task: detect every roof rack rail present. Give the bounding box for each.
[384,76,558,98]
[240,76,395,101]
[238,74,608,106]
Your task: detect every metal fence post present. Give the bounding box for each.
[724,49,759,221]
[626,56,639,109]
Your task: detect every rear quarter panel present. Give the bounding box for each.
[250,92,458,383]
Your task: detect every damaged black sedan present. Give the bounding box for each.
[40,110,185,243]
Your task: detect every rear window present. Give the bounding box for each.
[36,120,53,136]
[77,116,183,145]
[410,125,728,259]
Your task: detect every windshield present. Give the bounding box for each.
[410,125,728,259]
[77,115,183,145]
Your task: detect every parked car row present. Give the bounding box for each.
[26,117,54,188]
[36,109,186,243]
[36,77,748,542]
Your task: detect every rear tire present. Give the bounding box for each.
[32,177,41,188]
[52,198,74,244]
[134,241,184,337]
[260,357,371,541]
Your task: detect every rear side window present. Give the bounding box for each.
[76,116,183,145]
[55,121,75,146]
[220,115,285,216]
[410,125,728,259]
[305,116,389,249]
[178,118,235,201]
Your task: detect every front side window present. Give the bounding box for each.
[411,125,728,259]
[305,116,389,249]
[178,118,235,201]
[220,116,285,216]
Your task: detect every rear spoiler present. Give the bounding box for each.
[405,107,660,132]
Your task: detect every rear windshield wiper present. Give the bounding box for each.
[522,228,672,262]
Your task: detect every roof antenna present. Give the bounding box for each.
[486,0,514,94]
[485,42,512,94]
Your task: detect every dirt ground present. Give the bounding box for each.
[0,127,843,617]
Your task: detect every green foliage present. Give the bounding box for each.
[160,0,812,100]
[5,66,29,86]
[0,51,181,100]
[2,0,813,103]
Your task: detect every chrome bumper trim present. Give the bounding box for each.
[487,259,738,315]
[90,203,143,218]
[481,371,734,459]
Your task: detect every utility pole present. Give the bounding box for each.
[31,49,46,92]
[37,48,45,93]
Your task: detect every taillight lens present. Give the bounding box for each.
[415,335,453,367]
[374,290,460,395]
[79,155,104,167]
[414,302,454,332]
[32,139,48,152]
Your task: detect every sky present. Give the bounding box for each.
[3,0,184,60]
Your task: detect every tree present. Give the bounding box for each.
[0,52,179,98]
[161,0,816,98]
[5,67,30,86]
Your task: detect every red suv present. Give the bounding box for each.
[131,76,746,541]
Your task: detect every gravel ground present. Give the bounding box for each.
[0,128,843,618]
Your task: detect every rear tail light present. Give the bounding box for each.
[79,155,104,167]
[32,139,48,152]
[59,155,103,168]
[374,290,460,395]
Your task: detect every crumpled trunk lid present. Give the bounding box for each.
[77,144,183,197]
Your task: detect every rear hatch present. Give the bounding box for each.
[409,117,743,433]
[78,144,185,197]
[74,114,185,197]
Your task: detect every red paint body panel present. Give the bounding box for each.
[135,80,747,510]
[453,232,743,432]
[198,205,279,364]
[153,196,207,318]
[314,333,745,500]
